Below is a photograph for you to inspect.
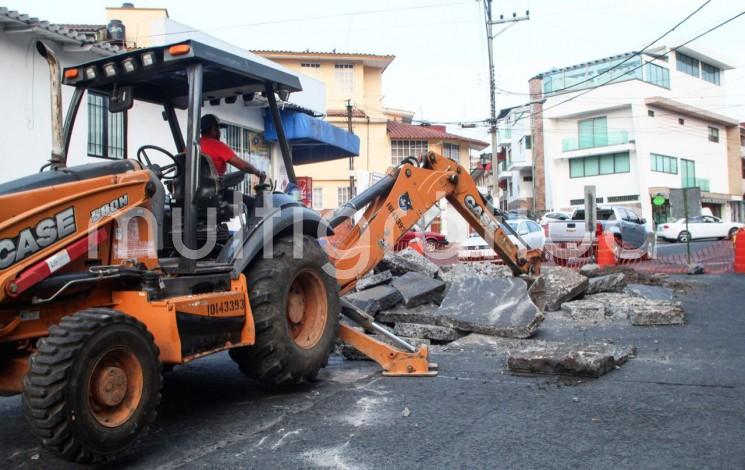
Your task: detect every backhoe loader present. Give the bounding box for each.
[0,41,542,463]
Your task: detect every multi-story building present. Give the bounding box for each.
[254,50,487,242]
[512,45,743,224]
[496,105,535,213]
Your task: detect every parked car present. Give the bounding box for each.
[539,211,570,226]
[656,216,744,242]
[545,205,653,260]
[395,225,449,251]
[458,219,545,261]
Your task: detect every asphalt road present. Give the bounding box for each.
[655,238,724,256]
[2,275,745,469]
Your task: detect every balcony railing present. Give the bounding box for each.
[683,177,710,192]
[562,131,630,152]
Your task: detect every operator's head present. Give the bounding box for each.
[200,114,226,139]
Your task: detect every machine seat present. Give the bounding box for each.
[0,160,139,196]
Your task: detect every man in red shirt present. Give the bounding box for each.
[199,114,266,179]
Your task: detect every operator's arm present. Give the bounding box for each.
[227,155,264,177]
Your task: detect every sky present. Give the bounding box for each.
[7,0,745,143]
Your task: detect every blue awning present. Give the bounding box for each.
[263,110,360,165]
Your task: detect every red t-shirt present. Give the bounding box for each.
[199,136,235,176]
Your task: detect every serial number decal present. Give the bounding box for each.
[206,298,246,316]
[385,202,407,233]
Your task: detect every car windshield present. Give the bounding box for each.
[507,222,518,231]
[572,209,615,221]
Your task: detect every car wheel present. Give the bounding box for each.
[425,238,438,252]
[677,231,690,243]
[728,228,738,240]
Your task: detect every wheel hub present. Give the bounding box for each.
[287,285,306,324]
[285,270,329,349]
[93,366,128,407]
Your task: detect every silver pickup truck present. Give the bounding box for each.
[546,206,653,259]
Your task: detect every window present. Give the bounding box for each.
[337,186,355,206]
[391,140,428,166]
[569,152,630,178]
[312,187,323,209]
[578,116,607,149]
[645,63,670,88]
[678,118,685,125]
[681,158,696,188]
[702,62,721,85]
[523,175,533,182]
[651,153,678,174]
[300,62,321,77]
[607,194,639,203]
[443,143,460,161]
[676,52,700,78]
[221,124,270,194]
[648,109,655,117]
[334,64,354,93]
[742,158,745,179]
[87,92,126,159]
[708,126,719,143]
[524,135,532,149]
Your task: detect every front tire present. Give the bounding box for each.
[230,234,339,386]
[22,309,161,464]
[728,228,738,240]
[677,231,691,243]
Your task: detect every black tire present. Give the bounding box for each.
[229,234,339,386]
[22,309,162,464]
[424,238,439,252]
[728,228,738,240]
[677,231,691,243]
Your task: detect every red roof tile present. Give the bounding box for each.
[386,121,488,150]
[327,108,368,118]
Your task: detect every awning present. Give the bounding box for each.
[263,110,360,165]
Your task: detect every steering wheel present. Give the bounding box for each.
[137,145,180,180]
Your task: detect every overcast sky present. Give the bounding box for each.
[7,0,745,142]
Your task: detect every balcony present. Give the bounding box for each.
[562,131,630,152]
[683,177,710,192]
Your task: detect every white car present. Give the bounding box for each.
[539,211,570,226]
[458,219,545,261]
[656,216,743,242]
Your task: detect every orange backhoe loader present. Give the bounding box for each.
[0,41,541,463]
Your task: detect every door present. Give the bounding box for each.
[686,216,704,239]
[701,216,723,238]
[619,208,644,248]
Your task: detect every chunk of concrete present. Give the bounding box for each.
[394,322,462,342]
[626,283,674,301]
[376,303,440,325]
[391,271,446,307]
[356,270,393,291]
[434,276,543,338]
[339,335,431,361]
[344,285,402,314]
[376,248,441,278]
[579,263,600,277]
[439,262,512,283]
[630,300,685,326]
[543,266,589,311]
[507,342,635,378]
[560,299,607,322]
[585,273,626,295]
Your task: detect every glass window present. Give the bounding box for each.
[334,64,354,93]
[681,159,696,188]
[391,140,428,166]
[584,156,599,176]
[87,92,126,159]
[570,158,584,178]
[708,127,719,143]
[221,123,270,194]
[577,116,607,149]
[300,62,321,78]
[528,221,541,232]
[312,187,323,209]
[443,143,460,161]
[524,135,532,149]
[676,52,700,78]
[650,153,677,174]
[645,63,670,88]
[599,155,615,175]
[614,153,630,173]
[337,186,355,206]
[702,62,721,85]
[569,152,629,178]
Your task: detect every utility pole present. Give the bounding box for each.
[482,1,529,199]
[346,99,355,198]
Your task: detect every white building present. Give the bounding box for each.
[0,5,340,194]
[496,105,535,214]
[522,46,744,224]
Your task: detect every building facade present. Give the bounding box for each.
[506,46,744,224]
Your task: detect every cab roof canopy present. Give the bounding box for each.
[63,40,303,109]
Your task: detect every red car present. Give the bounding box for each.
[395,226,449,252]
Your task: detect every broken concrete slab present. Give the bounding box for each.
[560,299,607,322]
[375,303,440,325]
[338,335,431,361]
[626,283,674,301]
[376,248,441,278]
[579,263,600,277]
[390,272,446,307]
[356,270,393,291]
[507,341,635,378]
[584,273,626,295]
[439,262,512,284]
[344,285,402,314]
[434,276,543,338]
[393,322,462,342]
[630,300,685,326]
[543,266,589,311]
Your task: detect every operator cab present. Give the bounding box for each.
[57,41,303,272]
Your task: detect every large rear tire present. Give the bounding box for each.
[22,309,161,464]
[229,234,339,386]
